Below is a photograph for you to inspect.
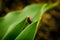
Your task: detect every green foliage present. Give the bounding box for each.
[0,2,58,40]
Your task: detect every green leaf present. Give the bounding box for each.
[44,2,59,12]
[15,22,37,40]
[2,18,27,40]
[14,4,47,40]
[0,2,58,40]
[15,3,58,40]
[1,4,43,40]
[0,11,26,39]
[21,4,42,19]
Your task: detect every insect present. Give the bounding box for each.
[27,17,32,24]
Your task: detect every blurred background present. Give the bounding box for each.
[0,0,60,40]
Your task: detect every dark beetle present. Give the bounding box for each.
[27,17,32,24]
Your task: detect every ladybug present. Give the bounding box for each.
[27,17,32,24]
